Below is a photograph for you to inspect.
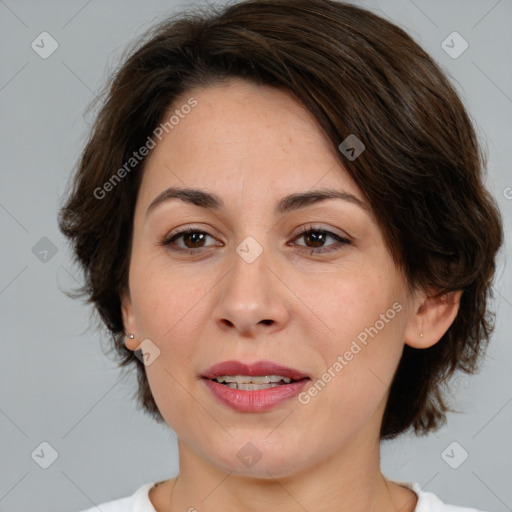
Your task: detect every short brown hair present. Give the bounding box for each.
[58,0,503,439]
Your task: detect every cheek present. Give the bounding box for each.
[129,254,212,339]
[293,264,407,418]
[292,260,404,352]
[128,259,214,410]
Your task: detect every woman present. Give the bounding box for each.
[58,0,503,511]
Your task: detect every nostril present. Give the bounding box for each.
[260,319,273,325]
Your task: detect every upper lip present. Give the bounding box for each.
[202,360,310,381]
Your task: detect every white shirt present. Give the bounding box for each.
[79,481,488,512]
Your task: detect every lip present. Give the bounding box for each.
[201,360,310,412]
[202,360,310,380]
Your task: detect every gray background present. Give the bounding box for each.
[0,0,511,511]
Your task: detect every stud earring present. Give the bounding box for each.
[126,333,135,339]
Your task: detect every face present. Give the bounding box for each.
[121,78,418,478]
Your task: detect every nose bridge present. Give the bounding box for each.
[213,233,289,334]
[229,234,273,307]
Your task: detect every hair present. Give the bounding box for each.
[58,0,503,440]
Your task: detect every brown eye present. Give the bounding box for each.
[160,228,219,251]
[181,231,207,248]
[303,230,328,248]
[293,226,351,254]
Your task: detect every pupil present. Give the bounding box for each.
[306,231,324,248]
[185,232,205,248]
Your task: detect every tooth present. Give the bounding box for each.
[234,375,253,384]
[218,375,237,383]
[244,376,270,384]
[225,382,282,390]
[215,375,293,385]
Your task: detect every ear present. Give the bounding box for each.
[404,288,463,349]
[120,289,140,351]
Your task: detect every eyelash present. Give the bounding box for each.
[158,224,352,255]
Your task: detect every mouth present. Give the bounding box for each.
[201,360,311,412]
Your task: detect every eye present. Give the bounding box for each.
[292,225,351,254]
[158,225,351,255]
[159,227,221,252]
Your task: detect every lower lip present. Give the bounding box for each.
[202,378,310,412]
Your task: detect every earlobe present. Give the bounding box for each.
[120,290,139,351]
[404,289,463,349]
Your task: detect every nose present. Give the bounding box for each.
[213,242,290,338]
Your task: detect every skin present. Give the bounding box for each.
[121,78,462,512]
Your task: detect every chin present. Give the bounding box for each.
[217,456,305,480]
[203,436,315,480]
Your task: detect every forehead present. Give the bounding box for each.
[137,79,365,210]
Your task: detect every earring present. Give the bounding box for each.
[126,333,135,339]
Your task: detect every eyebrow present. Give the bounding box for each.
[146,186,369,217]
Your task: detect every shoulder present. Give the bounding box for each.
[401,482,492,512]
[77,482,157,512]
